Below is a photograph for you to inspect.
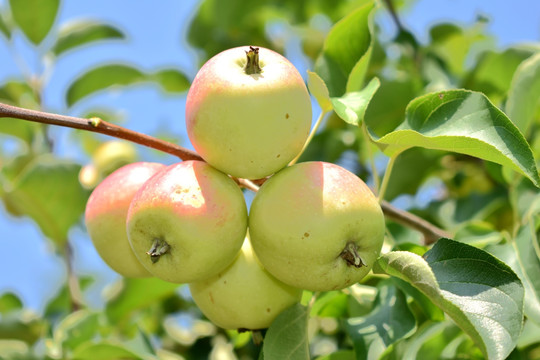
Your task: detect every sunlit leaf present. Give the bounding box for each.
[9,0,59,44]
[262,303,309,360]
[2,155,90,244]
[307,71,332,112]
[372,90,540,187]
[374,239,524,360]
[0,293,23,315]
[53,310,100,351]
[52,20,125,56]
[346,281,416,359]
[314,1,374,96]
[331,77,379,126]
[66,64,145,107]
[66,64,190,106]
[487,223,540,325]
[105,278,179,324]
[506,52,540,136]
[149,69,190,93]
[72,342,142,360]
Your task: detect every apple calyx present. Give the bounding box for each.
[340,242,366,268]
[244,46,262,75]
[146,238,170,263]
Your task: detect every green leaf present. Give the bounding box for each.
[374,239,525,360]
[346,281,416,359]
[487,223,540,325]
[307,71,333,112]
[0,10,11,39]
[382,148,444,201]
[105,278,179,324]
[149,69,190,93]
[0,293,23,315]
[310,291,348,318]
[262,303,309,360]
[0,313,46,345]
[66,65,190,106]
[464,47,534,103]
[3,155,89,244]
[506,52,540,136]
[315,350,355,360]
[364,78,420,137]
[66,64,145,107]
[72,342,142,360]
[9,0,59,45]
[52,20,125,56]
[44,277,93,318]
[314,1,374,96]
[372,90,540,187]
[331,77,380,126]
[428,23,490,77]
[53,310,100,351]
[400,321,463,360]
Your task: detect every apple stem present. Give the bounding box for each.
[244,46,262,75]
[146,238,170,263]
[340,242,366,268]
[252,330,264,345]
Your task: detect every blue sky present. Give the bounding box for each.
[0,0,539,313]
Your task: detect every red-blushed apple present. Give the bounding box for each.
[185,46,312,180]
[126,160,248,283]
[85,162,166,277]
[249,161,385,291]
[189,235,302,330]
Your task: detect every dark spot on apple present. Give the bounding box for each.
[285,113,289,119]
[304,232,310,237]
[276,154,281,158]
[209,291,215,304]
[223,280,227,284]
[266,308,271,313]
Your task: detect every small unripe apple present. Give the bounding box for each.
[189,236,302,330]
[85,162,166,277]
[127,160,248,283]
[186,46,312,179]
[249,161,385,291]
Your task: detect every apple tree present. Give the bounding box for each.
[0,0,539,359]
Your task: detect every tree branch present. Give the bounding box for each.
[0,102,202,161]
[0,101,450,245]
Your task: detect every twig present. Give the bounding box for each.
[381,200,451,245]
[0,102,450,245]
[0,102,202,161]
[382,0,404,32]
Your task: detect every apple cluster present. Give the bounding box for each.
[84,46,385,331]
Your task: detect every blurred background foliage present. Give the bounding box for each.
[0,0,539,359]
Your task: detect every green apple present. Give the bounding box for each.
[189,235,302,330]
[85,162,166,277]
[127,160,248,283]
[249,161,385,291]
[185,46,312,180]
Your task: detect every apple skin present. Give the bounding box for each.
[126,160,248,283]
[185,46,312,180]
[85,162,166,277]
[249,161,385,291]
[189,236,302,330]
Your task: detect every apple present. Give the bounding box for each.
[185,46,312,180]
[127,160,248,283]
[189,235,302,330]
[85,162,166,277]
[248,161,385,291]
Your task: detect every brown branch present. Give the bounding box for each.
[0,102,450,245]
[0,102,202,161]
[381,200,451,245]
